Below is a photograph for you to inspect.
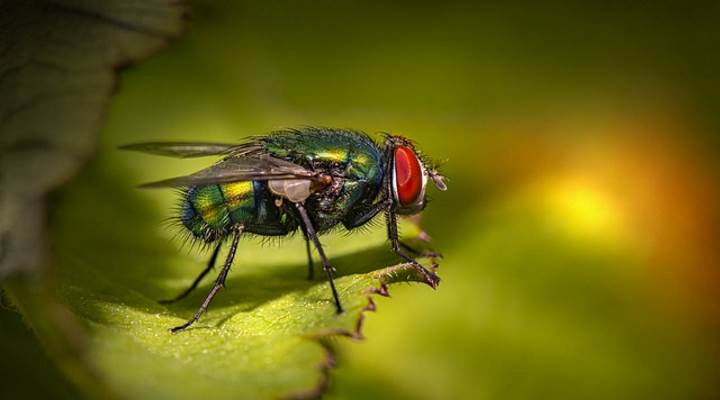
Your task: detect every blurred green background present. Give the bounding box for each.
[5,1,720,399]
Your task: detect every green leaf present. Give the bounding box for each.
[6,163,435,399]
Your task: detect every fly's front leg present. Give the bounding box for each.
[397,240,443,260]
[386,210,440,288]
[296,202,343,314]
[170,226,243,333]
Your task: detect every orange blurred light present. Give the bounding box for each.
[486,109,720,325]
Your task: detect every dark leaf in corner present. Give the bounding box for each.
[0,0,184,279]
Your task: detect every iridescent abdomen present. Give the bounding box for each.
[181,180,296,241]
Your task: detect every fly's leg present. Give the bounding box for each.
[304,232,315,281]
[397,240,443,260]
[170,226,243,333]
[343,199,442,272]
[159,242,222,304]
[296,202,343,314]
[386,210,440,288]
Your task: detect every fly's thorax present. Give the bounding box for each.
[252,128,387,232]
[262,128,383,178]
[263,129,384,213]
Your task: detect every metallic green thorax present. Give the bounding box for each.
[181,128,384,242]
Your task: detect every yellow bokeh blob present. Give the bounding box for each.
[542,177,625,241]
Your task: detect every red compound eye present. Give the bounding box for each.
[394,146,423,206]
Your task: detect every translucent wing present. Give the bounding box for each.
[119,142,241,158]
[139,154,318,188]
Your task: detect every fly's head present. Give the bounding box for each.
[383,135,447,215]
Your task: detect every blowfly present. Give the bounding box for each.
[121,127,447,332]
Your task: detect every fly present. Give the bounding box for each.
[121,127,447,333]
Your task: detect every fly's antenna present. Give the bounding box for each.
[426,157,448,191]
[428,169,448,191]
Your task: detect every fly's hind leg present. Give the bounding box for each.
[159,242,223,304]
[296,202,343,314]
[170,226,243,333]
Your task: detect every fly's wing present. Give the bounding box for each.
[119,142,252,158]
[138,154,318,188]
